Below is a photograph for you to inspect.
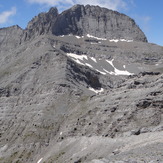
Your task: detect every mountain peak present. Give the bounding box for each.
[48,7,58,14]
[52,5,147,42]
[24,4,147,42]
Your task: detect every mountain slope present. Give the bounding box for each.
[0,4,162,163]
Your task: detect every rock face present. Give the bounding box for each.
[52,5,147,42]
[0,25,23,51]
[0,4,163,163]
[24,7,58,40]
[23,5,147,42]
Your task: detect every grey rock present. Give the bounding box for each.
[52,5,147,42]
[20,5,147,42]
[0,25,23,51]
[0,4,163,163]
[24,7,58,40]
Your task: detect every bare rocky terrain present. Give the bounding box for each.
[0,5,163,163]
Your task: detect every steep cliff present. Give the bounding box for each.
[0,25,23,51]
[24,7,58,40]
[23,5,147,42]
[52,5,147,42]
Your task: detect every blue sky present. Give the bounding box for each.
[0,0,162,46]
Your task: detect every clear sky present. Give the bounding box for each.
[0,0,162,46]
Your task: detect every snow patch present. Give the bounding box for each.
[95,69,107,75]
[87,34,107,40]
[110,39,119,43]
[114,68,133,75]
[66,53,88,66]
[106,59,133,75]
[85,63,93,68]
[103,68,114,74]
[37,158,43,163]
[75,35,84,39]
[120,39,133,42]
[60,35,64,37]
[75,36,81,39]
[66,53,88,60]
[126,40,133,42]
[110,39,133,43]
[90,57,97,63]
[74,59,85,66]
[89,87,104,94]
[91,42,98,44]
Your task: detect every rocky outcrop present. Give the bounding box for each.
[0,25,23,51]
[24,7,58,40]
[52,5,147,42]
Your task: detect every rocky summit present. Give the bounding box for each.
[0,4,163,163]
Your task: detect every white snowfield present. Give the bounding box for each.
[66,53,134,76]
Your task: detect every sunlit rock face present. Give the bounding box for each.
[52,5,147,42]
[23,5,147,42]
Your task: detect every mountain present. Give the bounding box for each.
[0,4,163,163]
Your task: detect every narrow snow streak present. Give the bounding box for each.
[66,53,88,60]
[95,69,107,75]
[89,87,104,94]
[75,36,83,39]
[85,63,93,68]
[37,158,43,163]
[103,68,113,74]
[90,57,97,63]
[110,39,133,42]
[110,39,119,43]
[87,34,107,40]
